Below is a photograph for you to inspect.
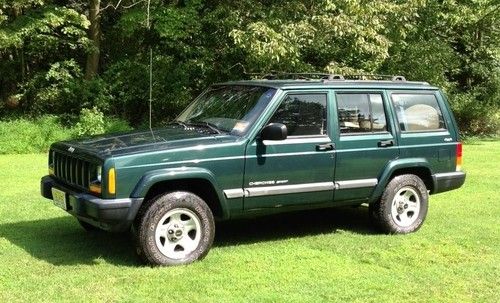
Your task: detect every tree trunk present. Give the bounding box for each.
[85,0,101,79]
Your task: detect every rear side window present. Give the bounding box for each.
[391,94,446,131]
[337,93,388,134]
[269,94,327,136]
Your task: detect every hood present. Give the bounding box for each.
[51,125,239,158]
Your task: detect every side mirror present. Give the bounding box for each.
[260,123,288,141]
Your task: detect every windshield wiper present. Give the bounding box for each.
[186,121,224,134]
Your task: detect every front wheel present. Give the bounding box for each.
[134,191,215,266]
[369,174,429,234]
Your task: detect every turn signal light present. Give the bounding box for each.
[108,168,116,195]
[456,142,463,171]
[89,183,102,194]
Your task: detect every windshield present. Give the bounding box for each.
[176,85,277,136]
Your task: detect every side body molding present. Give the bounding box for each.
[130,167,230,218]
[369,158,433,203]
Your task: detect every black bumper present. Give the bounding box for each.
[432,171,466,194]
[41,176,143,232]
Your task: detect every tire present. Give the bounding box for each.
[134,191,215,266]
[369,174,428,234]
[78,219,103,232]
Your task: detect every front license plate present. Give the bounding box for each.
[52,187,67,210]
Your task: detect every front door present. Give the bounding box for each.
[243,91,335,210]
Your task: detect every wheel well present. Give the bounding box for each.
[389,167,434,192]
[142,178,223,219]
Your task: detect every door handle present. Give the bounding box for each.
[316,143,335,151]
[378,140,394,147]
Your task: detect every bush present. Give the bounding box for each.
[0,114,133,154]
[0,116,73,154]
[105,118,133,134]
[74,107,105,137]
[450,92,500,136]
[18,60,114,118]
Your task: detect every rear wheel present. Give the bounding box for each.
[134,191,215,266]
[369,174,428,234]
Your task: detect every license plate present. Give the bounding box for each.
[52,187,67,210]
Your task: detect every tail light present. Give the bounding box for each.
[456,142,463,171]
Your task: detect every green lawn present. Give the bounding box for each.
[0,141,499,302]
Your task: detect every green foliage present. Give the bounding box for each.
[19,60,113,116]
[0,114,132,154]
[20,59,83,114]
[0,115,72,154]
[74,106,132,138]
[105,117,133,134]
[0,3,90,102]
[450,92,500,136]
[0,0,499,135]
[74,107,105,137]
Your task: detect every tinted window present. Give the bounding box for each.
[269,94,327,136]
[391,94,446,131]
[337,93,387,134]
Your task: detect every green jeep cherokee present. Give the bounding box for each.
[41,75,466,266]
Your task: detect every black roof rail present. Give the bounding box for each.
[246,71,409,82]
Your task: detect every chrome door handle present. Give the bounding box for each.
[316,143,335,151]
[378,140,394,147]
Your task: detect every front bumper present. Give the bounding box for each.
[41,176,143,232]
[432,171,466,194]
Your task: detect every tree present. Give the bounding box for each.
[85,0,100,79]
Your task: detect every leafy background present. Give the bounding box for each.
[0,0,499,151]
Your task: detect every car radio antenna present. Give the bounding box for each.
[146,0,154,139]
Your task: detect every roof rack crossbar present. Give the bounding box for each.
[246,71,408,82]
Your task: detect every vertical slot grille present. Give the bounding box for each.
[52,151,94,189]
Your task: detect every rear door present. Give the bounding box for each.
[243,91,335,210]
[333,90,399,202]
[389,90,456,173]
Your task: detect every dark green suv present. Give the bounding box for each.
[41,75,466,266]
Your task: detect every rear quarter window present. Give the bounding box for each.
[391,93,446,132]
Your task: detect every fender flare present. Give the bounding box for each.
[130,167,230,218]
[369,158,433,203]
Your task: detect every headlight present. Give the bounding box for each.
[96,165,102,182]
[90,165,103,195]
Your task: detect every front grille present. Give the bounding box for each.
[52,151,97,189]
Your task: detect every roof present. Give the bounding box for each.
[217,79,439,90]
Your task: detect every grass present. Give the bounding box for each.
[0,115,132,154]
[0,141,499,302]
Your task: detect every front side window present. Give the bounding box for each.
[177,85,277,135]
[337,93,388,134]
[269,94,327,136]
[391,94,446,131]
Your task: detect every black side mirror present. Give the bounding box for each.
[260,123,288,140]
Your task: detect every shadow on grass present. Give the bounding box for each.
[0,216,139,266]
[215,206,376,247]
[0,206,375,266]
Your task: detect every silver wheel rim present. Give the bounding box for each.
[391,186,421,227]
[155,208,202,260]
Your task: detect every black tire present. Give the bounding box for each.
[369,174,428,234]
[78,219,103,232]
[134,191,215,266]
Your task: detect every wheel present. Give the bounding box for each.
[134,191,215,266]
[369,174,428,234]
[78,219,103,232]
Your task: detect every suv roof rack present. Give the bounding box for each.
[247,71,409,82]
